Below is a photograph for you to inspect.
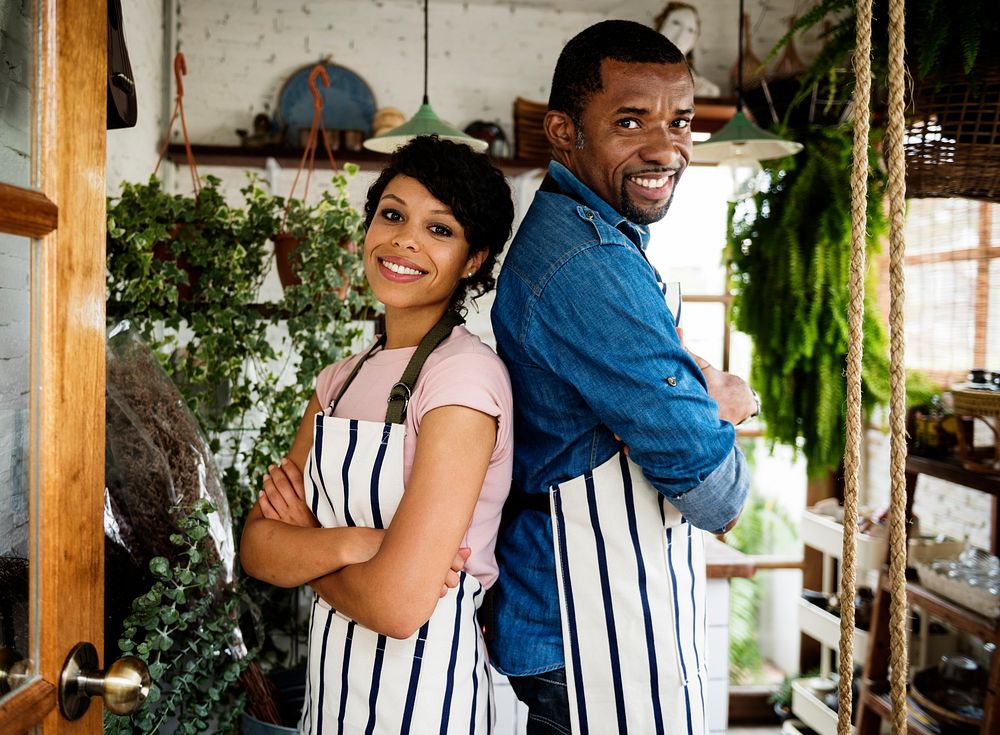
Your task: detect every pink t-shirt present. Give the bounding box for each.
[314,325,513,588]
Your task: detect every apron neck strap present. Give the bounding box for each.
[385,310,464,424]
[329,335,387,412]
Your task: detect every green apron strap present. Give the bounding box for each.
[328,334,387,411]
[385,310,465,424]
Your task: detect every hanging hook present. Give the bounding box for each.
[308,64,330,113]
[174,52,187,99]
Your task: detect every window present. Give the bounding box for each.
[891,199,1000,383]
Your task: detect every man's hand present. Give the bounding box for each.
[688,351,758,427]
[442,547,472,597]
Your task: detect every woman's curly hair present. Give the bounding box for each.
[363,135,514,313]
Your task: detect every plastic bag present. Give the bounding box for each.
[104,321,235,585]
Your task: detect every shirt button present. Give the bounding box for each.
[666,376,678,387]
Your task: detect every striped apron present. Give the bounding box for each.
[550,451,708,734]
[298,313,493,734]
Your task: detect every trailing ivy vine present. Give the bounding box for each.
[104,500,247,735]
[727,126,890,475]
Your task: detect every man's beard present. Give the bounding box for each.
[620,182,676,225]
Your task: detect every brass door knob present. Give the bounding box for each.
[59,642,151,720]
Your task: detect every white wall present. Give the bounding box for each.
[106,0,167,191]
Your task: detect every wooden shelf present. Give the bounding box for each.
[791,680,840,735]
[864,692,942,735]
[167,143,550,176]
[906,454,1000,497]
[856,456,999,735]
[797,599,870,663]
[801,510,887,570]
[897,577,1000,643]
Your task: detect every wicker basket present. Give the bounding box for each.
[914,557,1000,618]
[904,67,1000,203]
[513,97,549,160]
[951,388,1000,418]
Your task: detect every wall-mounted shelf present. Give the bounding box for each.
[165,98,740,177]
[166,143,551,177]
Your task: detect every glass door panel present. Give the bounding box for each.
[0,231,36,701]
[0,0,36,188]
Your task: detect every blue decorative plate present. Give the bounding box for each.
[277,63,377,143]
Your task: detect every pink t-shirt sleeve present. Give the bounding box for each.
[410,352,512,446]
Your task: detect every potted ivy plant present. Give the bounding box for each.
[271,166,366,298]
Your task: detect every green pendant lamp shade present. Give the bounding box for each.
[693,0,802,167]
[363,0,487,154]
[364,101,487,153]
[694,110,802,163]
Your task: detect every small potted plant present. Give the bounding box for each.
[271,163,365,298]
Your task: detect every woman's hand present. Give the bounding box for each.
[258,459,319,528]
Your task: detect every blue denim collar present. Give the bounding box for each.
[547,161,651,251]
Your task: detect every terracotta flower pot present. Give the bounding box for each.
[152,225,201,300]
[273,232,356,298]
[272,231,303,289]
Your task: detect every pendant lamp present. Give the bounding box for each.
[363,0,487,153]
[694,0,802,199]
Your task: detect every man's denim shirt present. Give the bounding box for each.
[488,161,750,677]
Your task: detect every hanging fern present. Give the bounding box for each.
[728,126,890,476]
[768,0,1000,107]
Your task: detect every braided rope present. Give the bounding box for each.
[885,0,910,731]
[839,0,875,729]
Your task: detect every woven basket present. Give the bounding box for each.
[951,388,1000,418]
[904,67,1000,203]
[914,558,1000,618]
[513,97,549,159]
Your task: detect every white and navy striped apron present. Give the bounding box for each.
[299,313,493,734]
[550,451,708,734]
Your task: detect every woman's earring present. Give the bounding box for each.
[467,271,474,278]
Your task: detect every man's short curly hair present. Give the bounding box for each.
[549,19,687,128]
[363,135,514,313]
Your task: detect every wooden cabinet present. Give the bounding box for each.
[856,455,1000,735]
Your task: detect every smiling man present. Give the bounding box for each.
[489,20,757,734]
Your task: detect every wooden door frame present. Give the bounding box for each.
[0,0,106,733]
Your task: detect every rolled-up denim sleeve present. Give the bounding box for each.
[525,242,749,531]
[667,444,749,532]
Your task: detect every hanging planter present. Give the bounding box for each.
[272,231,303,289]
[769,1,1000,202]
[904,65,1000,202]
[272,64,349,293]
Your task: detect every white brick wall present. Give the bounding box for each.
[106,0,168,190]
[864,427,993,550]
[105,0,829,158]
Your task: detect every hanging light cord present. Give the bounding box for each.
[736,0,745,111]
[423,0,430,105]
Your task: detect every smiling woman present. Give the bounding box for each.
[239,135,516,734]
